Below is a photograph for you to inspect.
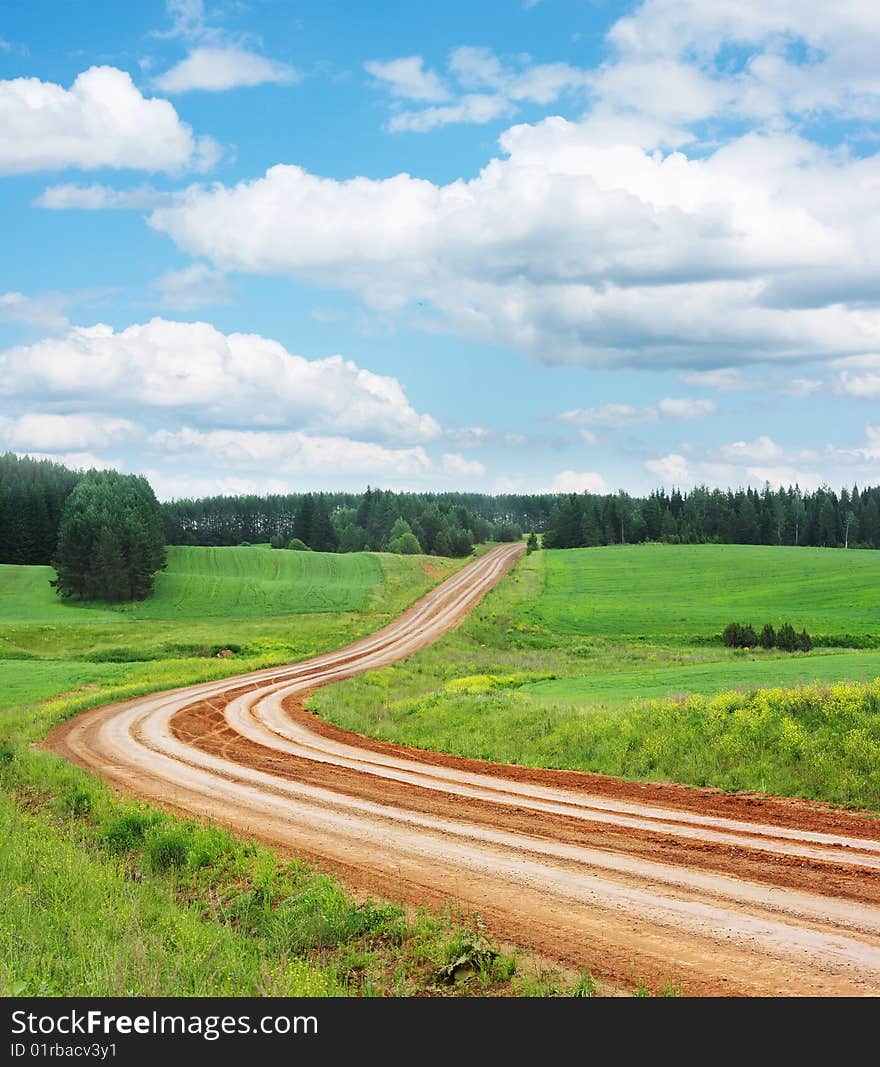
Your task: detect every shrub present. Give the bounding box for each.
[287,538,311,551]
[146,829,190,872]
[759,623,776,649]
[269,534,286,549]
[777,622,799,652]
[741,624,757,648]
[798,628,813,652]
[722,622,744,648]
[104,811,153,853]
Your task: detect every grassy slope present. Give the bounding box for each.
[2,546,586,998]
[309,546,880,808]
[529,543,880,639]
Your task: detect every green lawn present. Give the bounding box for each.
[309,545,880,809]
[527,543,880,639]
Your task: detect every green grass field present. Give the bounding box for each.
[309,545,880,809]
[525,650,880,708]
[3,545,585,998]
[527,543,880,639]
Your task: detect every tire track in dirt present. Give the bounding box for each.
[45,543,880,996]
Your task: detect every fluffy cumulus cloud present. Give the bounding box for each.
[153,47,299,93]
[0,66,218,174]
[148,116,880,369]
[441,452,486,479]
[644,453,691,484]
[833,354,880,399]
[0,413,139,451]
[149,427,432,479]
[645,424,880,491]
[0,318,440,443]
[602,0,880,123]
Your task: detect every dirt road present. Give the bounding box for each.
[46,543,880,995]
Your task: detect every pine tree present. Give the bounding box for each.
[777,623,799,652]
[52,472,165,602]
[758,624,776,649]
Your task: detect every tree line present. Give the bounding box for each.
[0,453,80,564]
[542,485,880,550]
[163,487,524,558]
[5,452,880,577]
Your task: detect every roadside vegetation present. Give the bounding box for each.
[310,544,880,810]
[2,543,603,997]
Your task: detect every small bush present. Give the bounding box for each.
[146,829,190,872]
[0,744,15,764]
[62,787,94,817]
[799,628,813,652]
[741,624,757,648]
[104,812,153,853]
[287,538,311,551]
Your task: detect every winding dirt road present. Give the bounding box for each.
[46,543,880,995]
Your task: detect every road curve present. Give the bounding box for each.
[46,543,880,996]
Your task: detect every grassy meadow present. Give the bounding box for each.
[309,544,880,809]
[3,543,596,997]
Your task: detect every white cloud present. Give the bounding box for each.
[656,397,716,419]
[720,435,783,463]
[0,291,69,331]
[780,377,823,397]
[441,452,486,478]
[370,46,592,132]
[153,263,230,309]
[389,94,512,134]
[549,469,609,494]
[680,368,757,392]
[445,426,494,449]
[560,397,715,426]
[35,183,169,211]
[364,56,450,102]
[833,354,880,398]
[154,47,299,93]
[0,319,440,443]
[559,403,645,428]
[15,451,122,472]
[645,453,691,484]
[603,1,880,123]
[148,118,880,369]
[0,413,139,451]
[0,66,218,174]
[151,426,432,479]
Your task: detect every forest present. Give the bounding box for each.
[3,452,880,567]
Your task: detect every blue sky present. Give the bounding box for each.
[1,0,879,499]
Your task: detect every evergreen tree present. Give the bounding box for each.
[777,623,799,652]
[759,623,776,649]
[798,629,813,652]
[52,472,166,602]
